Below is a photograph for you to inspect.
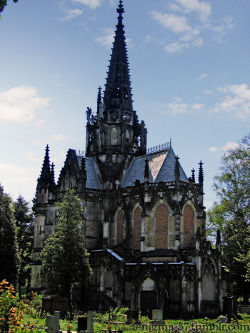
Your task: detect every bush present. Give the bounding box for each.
[0,279,18,332]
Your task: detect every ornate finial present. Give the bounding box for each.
[198,161,204,196]
[144,158,149,181]
[117,0,124,18]
[198,161,204,185]
[175,156,180,182]
[50,162,55,183]
[191,168,195,182]
[97,86,102,112]
[170,138,172,147]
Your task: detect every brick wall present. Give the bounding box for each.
[133,207,141,250]
[116,210,124,245]
[155,204,168,249]
[183,205,194,247]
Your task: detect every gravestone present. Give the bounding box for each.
[87,311,94,333]
[152,309,163,321]
[45,311,60,333]
[42,295,69,316]
[78,317,87,332]
[78,311,94,333]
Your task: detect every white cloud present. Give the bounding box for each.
[222,141,239,151]
[175,0,211,21]
[198,73,208,80]
[150,1,234,53]
[151,11,192,34]
[0,163,38,201]
[167,100,187,114]
[95,28,115,47]
[212,16,235,42]
[165,42,188,53]
[215,83,250,118]
[71,0,102,10]
[208,147,219,153]
[62,8,83,21]
[192,103,204,110]
[151,11,202,53]
[0,85,50,124]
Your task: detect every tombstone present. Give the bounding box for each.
[45,311,60,333]
[152,309,163,321]
[78,311,94,333]
[42,295,69,316]
[87,311,94,333]
[20,286,26,297]
[78,317,87,333]
[223,295,233,319]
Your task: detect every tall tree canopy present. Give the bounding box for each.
[14,196,34,291]
[0,185,19,287]
[0,0,18,16]
[208,133,250,301]
[40,189,92,300]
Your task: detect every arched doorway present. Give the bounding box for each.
[140,278,158,317]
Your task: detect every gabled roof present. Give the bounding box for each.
[76,155,101,190]
[121,147,187,188]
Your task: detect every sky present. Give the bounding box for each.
[0,0,249,209]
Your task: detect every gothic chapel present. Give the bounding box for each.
[32,1,227,316]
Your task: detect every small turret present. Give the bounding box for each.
[36,145,56,203]
[37,145,51,190]
[198,161,204,193]
[50,162,55,184]
[175,156,180,183]
[198,161,204,207]
[191,168,195,182]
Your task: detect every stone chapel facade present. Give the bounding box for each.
[31,0,229,317]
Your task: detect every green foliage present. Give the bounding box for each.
[14,196,34,292]
[0,280,18,332]
[0,185,19,287]
[40,189,92,299]
[0,0,18,17]
[208,133,250,300]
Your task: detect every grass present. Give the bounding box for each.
[21,305,250,333]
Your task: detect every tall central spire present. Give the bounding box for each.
[85,0,147,188]
[103,0,133,111]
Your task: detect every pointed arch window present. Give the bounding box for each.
[183,205,195,247]
[155,204,168,249]
[133,207,141,251]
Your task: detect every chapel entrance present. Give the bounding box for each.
[140,291,158,316]
[139,277,158,317]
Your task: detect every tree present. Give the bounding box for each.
[0,0,18,16]
[0,185,19,287]
[40,189,92,301]
[208,133,250,301]
[14,196,34,292]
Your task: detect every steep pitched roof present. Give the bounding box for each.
[76,155,101,190]
[121,147,187,188]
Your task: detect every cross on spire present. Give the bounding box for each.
[117,0,124,18]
